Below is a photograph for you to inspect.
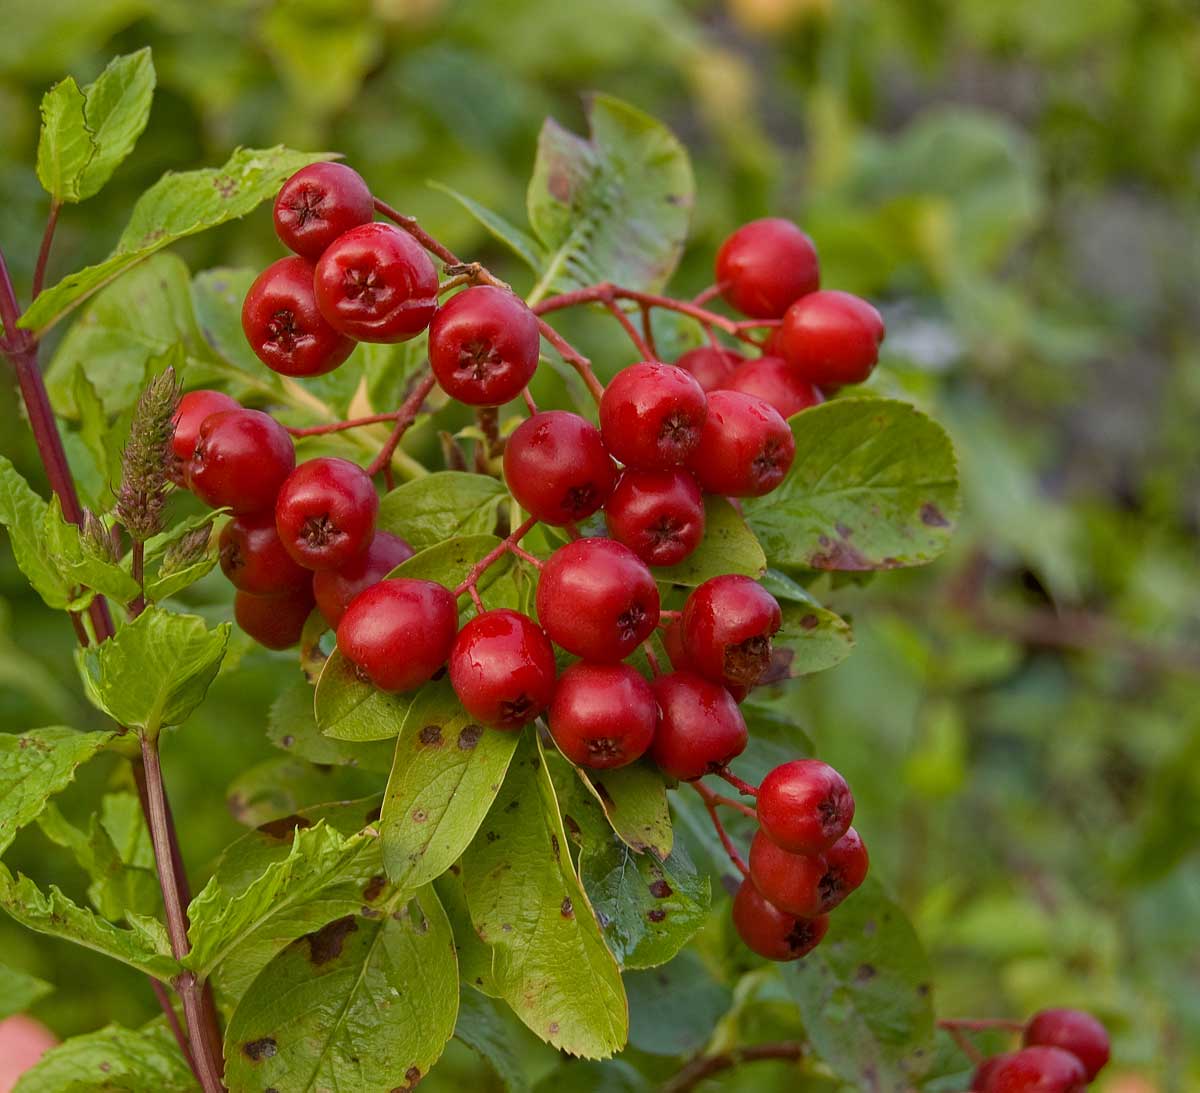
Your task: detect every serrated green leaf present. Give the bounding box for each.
[76,607,229,735]
[433,870,499,997]
[763,570,855,678]
[12,1021,194,1093]
[430,181,546,271]
[462,734,627,1057]
[223,888,458,1093]
[35,75,92,203]
[225,757,377,830]
[75,48,156,201]
[43,497,142,605]
[267,678,393,772]
[378,472,508,550]
[650,497,766,586]
[454,988,532,1093]
[744,399,960,572]
[576,763,672,860]
[0,962,52,1021]
[0,457,72,610]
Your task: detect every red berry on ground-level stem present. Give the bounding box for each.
[682,574,783,689]
[716,218,820,319]
[756,759,855,855]
[188,409,296,515]
[731,878,829,962]
[1023,1009,1111,1082]
[275,457,379,572]
[503,411,618,526]
[336,578,458,693]
[687,390,795,498]
[171,389,239,464]
[981,1046,1088,1093]
[604,468,706,568]
[312,530,415,628]
[234,586,315,651]
[720,355,822,418]
[649,671,747,781]
[747,829,829,919]
[219,511,312,597]
[775,289,885,388]
[549,662,658,769]
[449,609,557,729]
[273,162,374,260]
[428,285,541,406]
[536,537,660,663]
[599,362,707,469]
[675,345,743,392]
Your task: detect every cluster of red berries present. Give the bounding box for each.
[973,1009,1111,1092]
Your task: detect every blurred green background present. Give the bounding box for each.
[1,0,1197,1090]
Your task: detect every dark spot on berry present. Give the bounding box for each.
[257,814,312,840]
[301,513,339,548]
[418,724,443,746]
[344,265,381,306]
[920,502,949,527]
[723,633,772,685]
[499,694,534,724]
[458,724,483,750]
[563,483,598,516]
[649,879,672,898]
[304,915,357,965]
[659,411,699,453]
[457,340,504,381]
[363,874,386,902]
[266,308,301,352]
[586,737,624,763]
[616,603,647,642]
[647,516,683,548]
[288,183,326,227]
[561,898,574,918]
[242,1037,277,1061]
[784,919,818,953]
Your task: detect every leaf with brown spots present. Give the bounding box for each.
[10,1021,195,1092]
[762,569,855,677]
[577,762,672,860]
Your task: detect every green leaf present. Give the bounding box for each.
[764,571,855,677]
[21,146,333,336]
[378,472,509,550]
[625,950,731,1056]
[0,864,179,980]
[43,498,142,605]
[12,1021,194,1093]
[381,680,520,888]
[782,878,936,1090]
[223,889,458,1093]
[0,962,52,1021]
[454,988,532,1093]
[651,497,766,586]
[744,399,960,572]
[526,94,694,301]
[430,181,546,271]
[462,735,627,1058]
[267,678,393,772]
[76,607,229,735]
[76,49,157,201]
[576,764,672,859]
[433,870,499,997]
[35,75,92,203]
[0,727,112,856]
[226,757,377,830]
[0,457,72,610]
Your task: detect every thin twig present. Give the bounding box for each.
[366,371,436,478]
[716,766,759,797]
[286,410,405,437]
[691,781,749,877]
[661,1041,804,1093]
[452,516,539,598]
[31,201,60,300]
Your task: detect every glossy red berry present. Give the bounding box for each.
[172,390,239,464]
[242,256,356,377]
[274,458,379,572]
[662,619,749,702]
[687,391,795,498]
[720,355,822,418]
[973,1056,1011,1091]
[273,162,374,260]
[604,468,705,567]
[428,285,540,406]
[189,409,295,515]
[234,586,315,651]
[548,662,658,769]
[757,759,854,855]
[449,609,557,729]
[675,346,743,392]
[503,412,618,526]
[1023,1009,1111,1082]
[336,578,458,693]
[312,531,414,628]
[981,1047,1087,1093]
[775,290,885,388]
[219,512,311,596]
[599,362,707,469]
[818,827,869,912]
[313,223,438,343]
[536,538,659,662]
[649,671,747,780]
[747,829,828,918]
[716,218,820,319]
[682,575,782,688]
[731,879,829,962]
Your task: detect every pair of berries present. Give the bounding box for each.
[973,1009,1111,1091]
[731,760,867,962]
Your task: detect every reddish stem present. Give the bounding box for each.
[521,388,539,415]
[287,410,404,437]
[373,198,459,265]
[536,317,605,403]
[944,1025,984,1066]
[691,283,724,306]
[691,781,750,877]
[31,200,60,300]
[603,296,655,360]
[452,516,539,598]
[366,371,436,477]
[638,302,660,360]
[662,1041,804,1093]
[641,641,663,677]
[716,766,759,797]
[708,792,758,820]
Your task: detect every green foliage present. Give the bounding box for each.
[13,1021,196,1093]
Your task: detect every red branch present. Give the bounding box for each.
[716,766,759,797]
[691,781,749,877]
[452,516,540,600]
[366,371,436,477]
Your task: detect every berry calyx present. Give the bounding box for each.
[980,1047,1088,1093]
[503,411,618,526]
[273,162,374,260]
[681,574,782,688]
[675,345,743,392]
[731,878,829,962]
[604,468,705,568]
[747,829,828,918]
[756,759,854,855]
[536,537,660,663]
[312,530,414,628]
[234,586,315,651]
[219,511,311,596]
[599,362,707,469]
[719,355,822,418]
[649,671,747,780]
[687,390,795,498]
[275,458,379,572]
[428,285,540,406]
[171,389,239,465]
[775,290,885,388]
[548,662,658,769]
[188,409,296,515]
[448,609,557,729]
[1023,1009,1111,1082]
[313,222,438,343]
[817,827,869,913]
[241,256,356,377]
[336,578,458,693]
[715,218,820,319]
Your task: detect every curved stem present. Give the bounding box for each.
[287,410,404,437]
[691,781,749,877]
[662,1041,804,1093]
[32,201,60,300]
[366,371,436,478]
[452,515,539,598]
[716,766,759,797]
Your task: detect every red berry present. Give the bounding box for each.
[1023,1009,1111,1082]
[719,355,822,418]
[687,391,795,498]
[336,578,458,692]
[536,538,659,663]
[682,574,782,688]
[503,411,617,526]
[273,162,374,260]
[716,218,820,319]
[274,458,379,572]
[189,409,295,515]
[604,468,705,567]
[548,662,658,769]
[241,256,356,377]
[817,827,869,912]
[747,829,828,918]
[219,512,311,596]
[313,222,438,343]
[599,362,707,469]
[757,759,854,855]
[449,609,557,729]
[981,1047,1087,1093]
[649,671,747,780]
[775,290,885,388]
[172,390,239,464]
[662,617,694,673]
[675,346,743,392]
[312,530,414,628]
[428,285,540,406]
[234,586,315,651]
[973,1056,1011,1091]
[731,878,829,962]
